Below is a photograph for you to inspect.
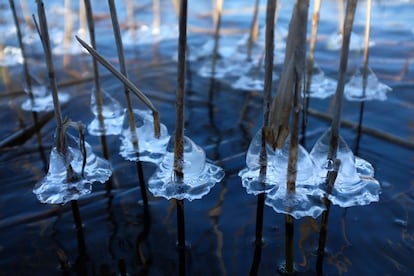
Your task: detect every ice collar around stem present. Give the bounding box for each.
[119,108,170,164]
[87,87,124,136]
[148,136,224,201]
[33,122,112,204]
[309,128,381,207]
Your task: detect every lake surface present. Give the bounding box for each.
[0,0,413,275]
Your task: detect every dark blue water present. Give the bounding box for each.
[0,0,413,275]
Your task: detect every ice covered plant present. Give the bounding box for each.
[32,0,111,204]
[33,119,112,204]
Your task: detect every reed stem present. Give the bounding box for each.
[355,0,372,154]
[174,2,188,274]
[83,0,103,113]
[328,0,357,161]
[316,159,341,275]
[174,0,187,183]
[34,0,64,152]
[20,0,34,29]
[208,0,223,120]
[124,0,136,30]
[253,0,277,251]
[10,0,46,161]
[301,0,322,146]
[78,0,87,35]
[247,0,260,61]
[209,0,223,81]
[153,0,161,35]
[63,0,73,67]
[9,0,33,102]
[107,0,151,249]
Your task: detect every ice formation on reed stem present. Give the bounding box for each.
[309,128,381,208]
[326,31,375,51]
[119,109,170,164]
[122,25,178,46]
[33,133,112,204]
[344,67,392,101]
[239,130,326,218]
[52,28,89,55]
[0,46,23,66]
[87,88,124,136]
[148,136,224,201]
[305,64,337,99]
[197,26,285,82]
[21,85,70,112]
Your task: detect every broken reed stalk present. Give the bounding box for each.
[266,0,308,150]
[301,0,322,146]
[247,0,260,61]
[174,1,188,274]
[76,36,161,137]
[327,0,357,162]
[63,0,74,67]
[34,0,65,152]
[355,0,372,153]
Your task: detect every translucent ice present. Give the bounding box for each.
[0,46,23,67]
[305,64,337,99]
[239,130,321,196]
[33,133,112,204]
[197,57,253,80]
[87,88,124,136]
[148,136,224,201]
[265,186,326,219]
[183,39,238,62]
[119,109,170,164]
[21,85,70,112]
[122,25,178,46]
[231,66,279,92]
[344,67,392,101]
[197,28,285,81]
[52,29,89,55]
[326,31,375,51]
[309,128,381,207]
